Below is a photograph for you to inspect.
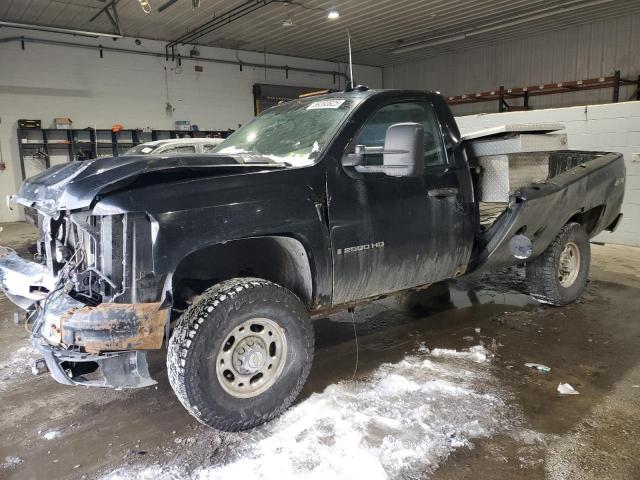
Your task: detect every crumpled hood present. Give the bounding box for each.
[12,154,283,215]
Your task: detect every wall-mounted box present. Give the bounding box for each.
[54,117,73,129]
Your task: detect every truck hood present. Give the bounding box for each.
[12,154,284,215]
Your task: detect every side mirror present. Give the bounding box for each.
[349,123,424,177]
[380,122,424,177]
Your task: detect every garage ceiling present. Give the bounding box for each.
[2,0,640,66]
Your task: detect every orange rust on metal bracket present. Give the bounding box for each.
[60,302,166,354]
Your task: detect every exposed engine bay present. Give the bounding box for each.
[0,209,168,388]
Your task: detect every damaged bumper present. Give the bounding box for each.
[0,245,168,388]
[0,246,56,309]
[37,291,167,354]
[34,342,157,388]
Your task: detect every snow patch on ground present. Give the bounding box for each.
[430,345,488,363]
[1,455,23,470]
[103,345,514,480]
[105,465,185,480]
[40,430,62,440]
[0,345,38,392]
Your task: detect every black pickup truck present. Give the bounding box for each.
[0,88,625,431]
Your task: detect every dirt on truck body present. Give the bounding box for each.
[0,88,625,430]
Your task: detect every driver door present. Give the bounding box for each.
[327,99,466,305]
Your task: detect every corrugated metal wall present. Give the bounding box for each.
[383,13,640,116]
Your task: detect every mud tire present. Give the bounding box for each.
[525,222,590,306]
[167,278,314,431]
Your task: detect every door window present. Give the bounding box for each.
[354,101,447,168]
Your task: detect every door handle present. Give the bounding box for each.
[428,187,458,199]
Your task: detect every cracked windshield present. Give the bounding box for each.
[214,97,360,166]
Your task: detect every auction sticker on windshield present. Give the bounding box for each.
[306,99,346,110]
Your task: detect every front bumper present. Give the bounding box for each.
[34,340,157,388]
[1,244,167,388]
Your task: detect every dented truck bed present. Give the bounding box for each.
[469,151,625,272]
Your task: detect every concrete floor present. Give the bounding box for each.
[1,221,639,479]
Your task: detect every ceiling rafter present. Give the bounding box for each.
[89,0,122,36]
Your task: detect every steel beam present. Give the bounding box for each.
[167,0,274,49]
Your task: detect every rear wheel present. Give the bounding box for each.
[167,278,313,431]
[525,222,590,306]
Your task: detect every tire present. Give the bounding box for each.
[525,222,590,306]
[167,277,314,431]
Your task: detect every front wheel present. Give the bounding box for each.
[167,278,314,431]
[525,222,590,306]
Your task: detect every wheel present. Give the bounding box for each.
[167,277,314,431]
[525,222,590,306]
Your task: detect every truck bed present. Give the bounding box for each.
[468,150,625,273]
[473,150,620,229]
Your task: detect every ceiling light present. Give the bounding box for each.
[327,8,340,19]
[282,15,294,27]
[138,0,152,14]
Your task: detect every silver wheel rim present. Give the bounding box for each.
[558,241,580,288]
[215,318,288,398]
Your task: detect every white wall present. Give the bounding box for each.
[0,28,382,223]
[456,102,640,246]
[384,13,640,116]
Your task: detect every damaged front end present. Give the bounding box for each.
[0,209,169,388]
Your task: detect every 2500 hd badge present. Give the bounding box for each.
[337,241,385,255]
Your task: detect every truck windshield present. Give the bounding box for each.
[214,96,360,166]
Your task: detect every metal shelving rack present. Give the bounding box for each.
[446,70,640,112]
[17,127,232,180]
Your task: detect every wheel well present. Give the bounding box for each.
[171,236,313,310]
[568,205,605,236]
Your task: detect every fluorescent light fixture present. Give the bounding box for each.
[327,8,340,19]
[393,0,614,54]
[138,0,152,14]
